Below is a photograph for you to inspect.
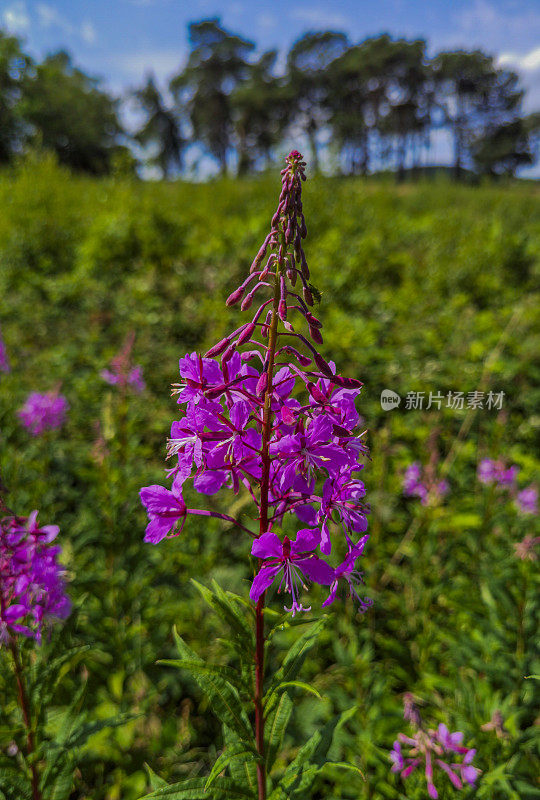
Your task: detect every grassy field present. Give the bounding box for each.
[1,154,539,799]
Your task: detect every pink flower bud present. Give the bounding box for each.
[205,337,231,358]
[332,375,363,389]
[307,382,327,404]
[303,286,314,306]
[309,325,323,345]
[241,292,254,311]
[281,406,296,425]
[226,286,244,306]
[206,384,227,399]
[256,372,268,396]
[237,323,256,345]
[305,311,322,329]
[314,354,333,377]
[221,342,237,363]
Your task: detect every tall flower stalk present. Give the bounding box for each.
[140,152,371,799]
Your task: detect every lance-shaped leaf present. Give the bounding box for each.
[264,680,322,717]
[265,691,293,772]
[169,628,253,742]
[223,726,258,792]
[205,742,260,790]
[139,775,256,799]
[191,580,254,652]
[266,617,326,698]
[145,763,169,789]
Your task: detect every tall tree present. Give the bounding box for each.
[0,30,29,163]
[133,74,185,178]
[170,18,254,175]
[231,51,290,174]
[286,31,349,172]
[21,51,121,174]
[432,50,523,180]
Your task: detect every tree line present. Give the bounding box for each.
[1,18,539,180]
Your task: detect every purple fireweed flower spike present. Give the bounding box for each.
[403,462,449,507]
[390,698,480,798]
[102,331,145,393]
[0,511,70,644]
[18,391,69,436]
[515,485,538,515]
[140,150,371,617]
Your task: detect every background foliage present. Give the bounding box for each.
[0,154,539,798]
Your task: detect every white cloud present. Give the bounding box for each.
[456,0,540,50]
[114,49,184,84]
[36,2,74,34]
[289,7,349,30]
[81,20,97,45]
[257,12,276,31]
[2,1,30,33]
[499,45,540,71]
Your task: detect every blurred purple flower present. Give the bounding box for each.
[515,486,538,516]
[403,462,448,507]
[390,713,480,798]
[18,392,68,436]
[477,458,518,488]
[0,511,70,644]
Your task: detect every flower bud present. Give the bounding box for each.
[241,292,255,311]
[303,286,314,306]
[305,311,322,328]
[256,371,268,396]
[309,325,323,345]
[205,337,231,358]
[237,322,256,345]
[221,342,237,363]
[281,406,296,425]
[314,354,333,377]
[307,382,327,404]
[226,286,244,306]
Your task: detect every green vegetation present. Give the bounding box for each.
[1,156,539,799]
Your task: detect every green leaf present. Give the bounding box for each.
[139,776,255,799]
[0,769,33,799]
[321,761,365,780]
[205,743,260,790]
[264,681,322,716]
[157,659,247,693]
[266,618,326,697]
[191,580,254,650]
[223,726,258,793]
[144,763,169,789]
[170,629,253,742]
[265,692,293,772]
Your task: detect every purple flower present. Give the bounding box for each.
[270,415,350,489]
[323,535,371,610]
[403,462,448,507]
[515,486,537,515]
[477,458,518,488]
[0,327,10,373]
[318,471,368,553]
[139,480,187,544]
[102,331,145,393]
[173,353,224,405]
[389,704,480,798]
[18,392,69,436]
[0,511,70,644]
[250,530,334,616]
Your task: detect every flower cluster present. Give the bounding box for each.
[390,697,480,799]
[101,331,145,393]
[140,151,371,616]
[403,462,449,506]
[0,511,70,644]
[0,326,10,373]
[18,391,69,436]
[477,457,537,515]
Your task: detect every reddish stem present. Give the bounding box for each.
[9,637,41,800]
[253,257,281,800]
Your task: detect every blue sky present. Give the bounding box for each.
[2,0,540,173]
